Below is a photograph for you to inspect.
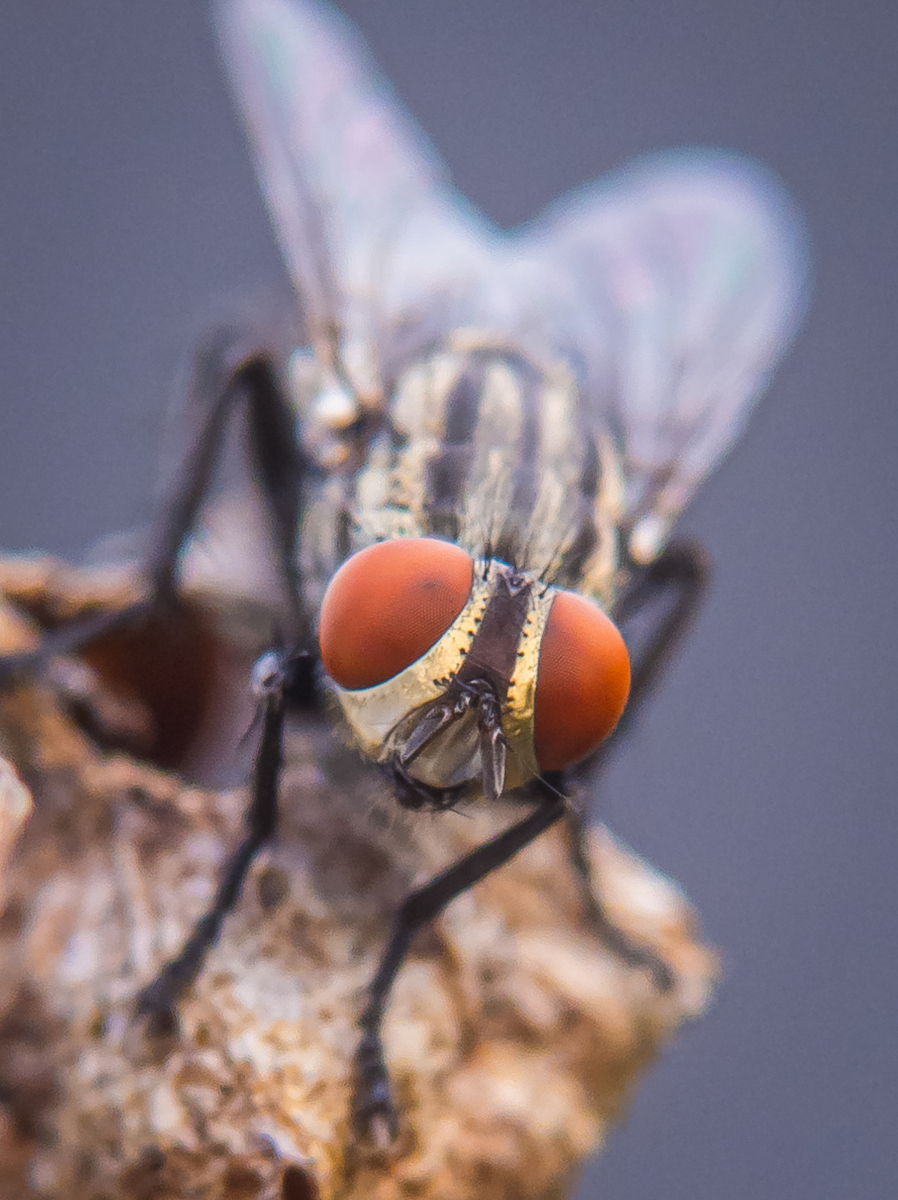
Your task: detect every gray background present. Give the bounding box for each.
[2,2,896,1198]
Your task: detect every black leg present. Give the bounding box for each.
[609,539,709,747]
[0,604,155,682]
[148,328,308,633]
[126,331,318,1023]
[562,806,673,990]
[0,327,309,681]
[0,327,314,1020]
[561,540,709,985]
[353,778,566,1144]
[134,652,292,1025]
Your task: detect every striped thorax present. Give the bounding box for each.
[300,331,624,609]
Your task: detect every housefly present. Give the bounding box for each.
[4,0,809,1145]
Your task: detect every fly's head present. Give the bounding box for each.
[317,538,630,806]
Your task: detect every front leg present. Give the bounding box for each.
[563,801,673,991]
[353,779,566,1145]
[563,540,709,988]
[135,649,306,1026]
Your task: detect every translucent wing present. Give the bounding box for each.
[218,0,809,565]
[215,0,496,405]
[514,150,810,561]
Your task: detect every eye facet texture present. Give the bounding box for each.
[534,591,630,771]
[319,538,474,690]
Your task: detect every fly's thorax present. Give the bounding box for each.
[295,330,628,759]
[296,331,626,620]
[329,558,551,792]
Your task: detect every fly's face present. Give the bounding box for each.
[318,538,630,804]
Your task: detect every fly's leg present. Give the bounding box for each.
[121,331,315,1024]
[0,326,310,681]
[609,539,709,744]
[563,805,674,990]
[564,540,709,990]
[135,654,293,1026]
[0,328,314,1022]
[354,779,566,1145]
[148,326,308,636]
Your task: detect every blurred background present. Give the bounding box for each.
[1,2,896,1197]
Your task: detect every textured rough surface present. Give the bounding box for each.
[0,555,717,1200]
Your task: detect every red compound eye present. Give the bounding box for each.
[319,538,474,690]
[534,591,630,771]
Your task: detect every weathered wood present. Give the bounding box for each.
[0,555,716,1200]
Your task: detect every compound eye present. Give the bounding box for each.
[319,538,474,690]
[534,591,630,772]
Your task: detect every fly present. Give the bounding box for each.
[1,0,809,1147]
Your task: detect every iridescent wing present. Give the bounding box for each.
[511,151,810,561]
[215,0,497,407]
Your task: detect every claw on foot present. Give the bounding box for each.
[352,1032,399,1146]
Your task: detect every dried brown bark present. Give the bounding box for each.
[0,555,716,1200]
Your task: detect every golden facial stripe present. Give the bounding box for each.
[502,582,554,788]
